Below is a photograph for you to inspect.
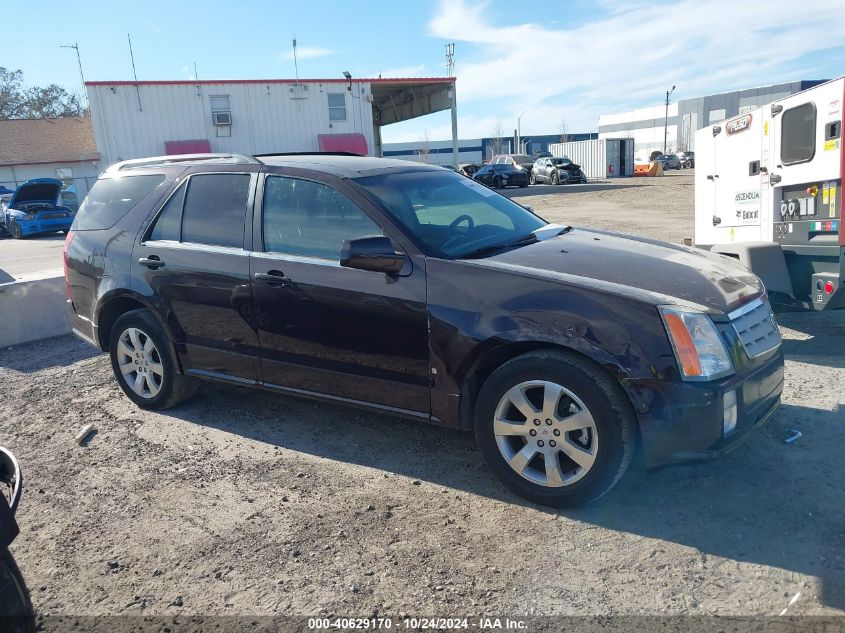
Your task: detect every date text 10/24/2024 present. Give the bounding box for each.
[308,617,528,630]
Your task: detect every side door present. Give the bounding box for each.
[134,169,261,382]
[250,169,430,416]
[711,109,766,244]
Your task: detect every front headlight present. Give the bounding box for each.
[659,306,734,381]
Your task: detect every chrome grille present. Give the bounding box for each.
[729,297,781,358]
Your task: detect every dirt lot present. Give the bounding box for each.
[1,173,844,627]
[507,171,695,244]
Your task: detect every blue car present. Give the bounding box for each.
[2,178,75,239]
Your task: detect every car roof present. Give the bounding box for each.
[103,153,444,179]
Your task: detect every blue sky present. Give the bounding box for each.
[4,0,845,143]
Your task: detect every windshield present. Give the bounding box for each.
[552,158,573,165]
[353,170,546,259]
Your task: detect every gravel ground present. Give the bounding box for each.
[507,171,695,244]
[1,172,844,627]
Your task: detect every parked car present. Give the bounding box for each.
[489,154,535,179]
[473,163,529,189]
[66,153,784,507]
[677,151,695,168]
[531,157,588,185]
[655,154,681,170]
[458,163,480,178]
[1,178,75,239]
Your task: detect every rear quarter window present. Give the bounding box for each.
[74,174,166,230]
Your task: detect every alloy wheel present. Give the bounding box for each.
[493,380,598,487]
[116,327,164,398]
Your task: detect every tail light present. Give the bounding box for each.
[63,229,76,299]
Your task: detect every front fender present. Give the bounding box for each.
[426,259,674,427]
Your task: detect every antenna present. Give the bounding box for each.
[292,34,300,84]
[193,61,201,96]
[445,42,455,77]
[59,42,88,111]
[127,33,143,112]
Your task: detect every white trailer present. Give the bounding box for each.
[694,77,844,310]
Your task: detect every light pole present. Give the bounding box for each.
[60,42,88,111]
[517,110,527,153]
[663,85,676,155]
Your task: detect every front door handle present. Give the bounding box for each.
[769,173,782,185]
[138,256,165,269]
[254,270,289,287]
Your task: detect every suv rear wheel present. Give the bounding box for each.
[108,308,198,410]
[474,350,635,507]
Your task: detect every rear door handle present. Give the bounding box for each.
[138,256,165,269]
[254,270,289,287]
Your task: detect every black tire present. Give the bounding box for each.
[551,171,560,185]
[9,222,23,240]
[108,308,198,410]
[0,549,35,633]
[529,173,536,185]
[493,177,503,189]
[473,349,635,508]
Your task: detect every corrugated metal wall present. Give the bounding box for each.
[87,82,375,167]
[548,138,634,178]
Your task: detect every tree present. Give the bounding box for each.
[490,121,504,160]
[0,67,86,119]
[416,130,432,164]
[558,120,571,143]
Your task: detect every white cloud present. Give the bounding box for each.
[280,46,333,62]
[424,0,845,135]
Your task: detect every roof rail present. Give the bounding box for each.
[105,153,262,173]
[253,151,363,158]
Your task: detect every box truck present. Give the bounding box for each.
[694,77,843,310]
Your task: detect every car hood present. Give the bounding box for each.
[9,179,62,207]
[466,228,762,314]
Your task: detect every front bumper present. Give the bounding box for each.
[634,348,784,468]
[21,219,72,235]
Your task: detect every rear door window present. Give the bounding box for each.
[74,174,165,230]
[148,182,185,241]
[180,174,251,248]
[781,102,816,165]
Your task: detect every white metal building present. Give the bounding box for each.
[548,138,635,179]
[86,77,458,168]
[598,80,826,160]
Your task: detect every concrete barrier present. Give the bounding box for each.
[0,268,70,347]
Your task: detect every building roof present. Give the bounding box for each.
[0,117,99,167]
[85,77,455,87]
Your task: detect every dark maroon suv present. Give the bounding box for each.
[65,153,784,507]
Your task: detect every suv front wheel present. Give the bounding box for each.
[474,350,635,507]
[108,308,198,410]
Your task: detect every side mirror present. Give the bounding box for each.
[340,236,405,275]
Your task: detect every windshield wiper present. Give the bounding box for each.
[460,225,572,259]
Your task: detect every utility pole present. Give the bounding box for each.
[60,42,88,111]
[664,85,676,155]
[517,110,526,153]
